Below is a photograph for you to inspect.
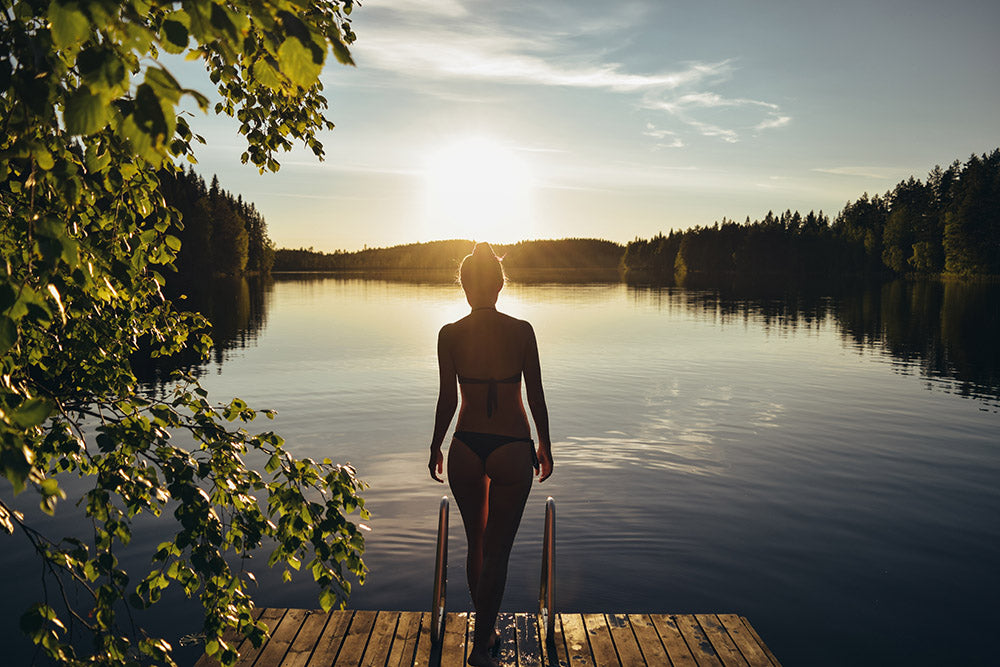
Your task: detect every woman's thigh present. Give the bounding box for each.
[448,439,489,538]
[482,442,534,554]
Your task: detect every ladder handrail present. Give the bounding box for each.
[430,495,449,644]
[538,496,555,642]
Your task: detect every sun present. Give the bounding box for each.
[422,136,535,243]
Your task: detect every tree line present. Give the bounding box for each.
[623,149,1000,278]
[159,166,276,278]
[274,238,624,271]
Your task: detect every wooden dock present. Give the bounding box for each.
[195,608,782,667]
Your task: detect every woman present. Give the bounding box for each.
[428,242,553,667]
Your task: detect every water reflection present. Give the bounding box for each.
[150,273,1000,408]
[625,276,1000,407]
[133,275,273,385]
[838,280,1000,404]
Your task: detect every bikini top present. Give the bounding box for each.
[458,372,521,418]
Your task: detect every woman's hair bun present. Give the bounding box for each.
[459,241,505,289]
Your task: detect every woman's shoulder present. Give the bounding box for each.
[499,313,535,335]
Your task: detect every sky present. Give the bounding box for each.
[180,0,1000,252]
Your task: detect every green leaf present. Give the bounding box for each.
[84,143,111,172]
[277,37,323,89]
[145,67,182,104]
[12,397,55,428]
[318,588,336,613]
[48,1,90,48]
[64,86,108,135]
[33,147,55,171]
[0,316,17,354]
[161,19,189,52]
[252,59,282,91]
[331,35,354,66]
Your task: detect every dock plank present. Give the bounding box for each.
[732,616,782,667]
[695,614,749,667]
[606,614,644,666]
[439,612,468,666]
[495,612,518,665]
[236,608,288,667]
[559,614,596,666]
[278,610,328,667]
[673,615,724,667]
[715,614,774,667]
[308,610,353,666]
[625,615,669,666]
[650,614,699,667]
[334,610,378,667]
[582,614,620,666]
[411,613,434,667]
[386,612,422,667]
[255,608,307,667]
[198,609,781,667]
[514,612,543,667]
[544,613,571,667]
[361,611,399,667]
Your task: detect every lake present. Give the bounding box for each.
[3,272,999,666]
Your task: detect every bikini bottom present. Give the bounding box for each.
[453,430,538,469]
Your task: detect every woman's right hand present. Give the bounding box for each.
[429,447,444,483]
[536,447,553,482]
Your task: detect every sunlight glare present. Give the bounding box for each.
[422,137,535,243]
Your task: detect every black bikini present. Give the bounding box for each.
[454,370,537,468]
[457,373,520,418]
[453,431,538,469]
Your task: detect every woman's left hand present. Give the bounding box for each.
[536,447,553,482]
[428,447,444,483]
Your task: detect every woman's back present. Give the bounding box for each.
[445,309,532,436]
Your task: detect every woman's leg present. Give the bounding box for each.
[468,442,534,665]
[448,439,489,603]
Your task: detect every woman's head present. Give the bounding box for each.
[459,242,505,306]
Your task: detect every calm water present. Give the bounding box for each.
[3,274,999,666]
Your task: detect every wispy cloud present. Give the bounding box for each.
[642,87,789,143]
[383,0,468,19]
[755,115,791,131]
[644,123,685,149]
[812,166,908,179]
[654,92,779,113]
[355,25,727,92]
[349,2,791,146]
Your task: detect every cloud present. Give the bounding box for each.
[643,123,685,149]
[755,115,791,131]
[642,87,789,143]
[354,24,728,93]
[656,92,779,113]
[812,166,908,179]
[374,0,468,18]
[348,4,790,146]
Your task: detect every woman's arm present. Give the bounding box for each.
[429,325,458,482]
[523,322,553,481]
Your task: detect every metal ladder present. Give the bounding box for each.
[430,495,556,644]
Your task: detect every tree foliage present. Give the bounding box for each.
[623,149,1000,279]
[273,238,624,271]
[1,1,365,665]
[159,167,276,278]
